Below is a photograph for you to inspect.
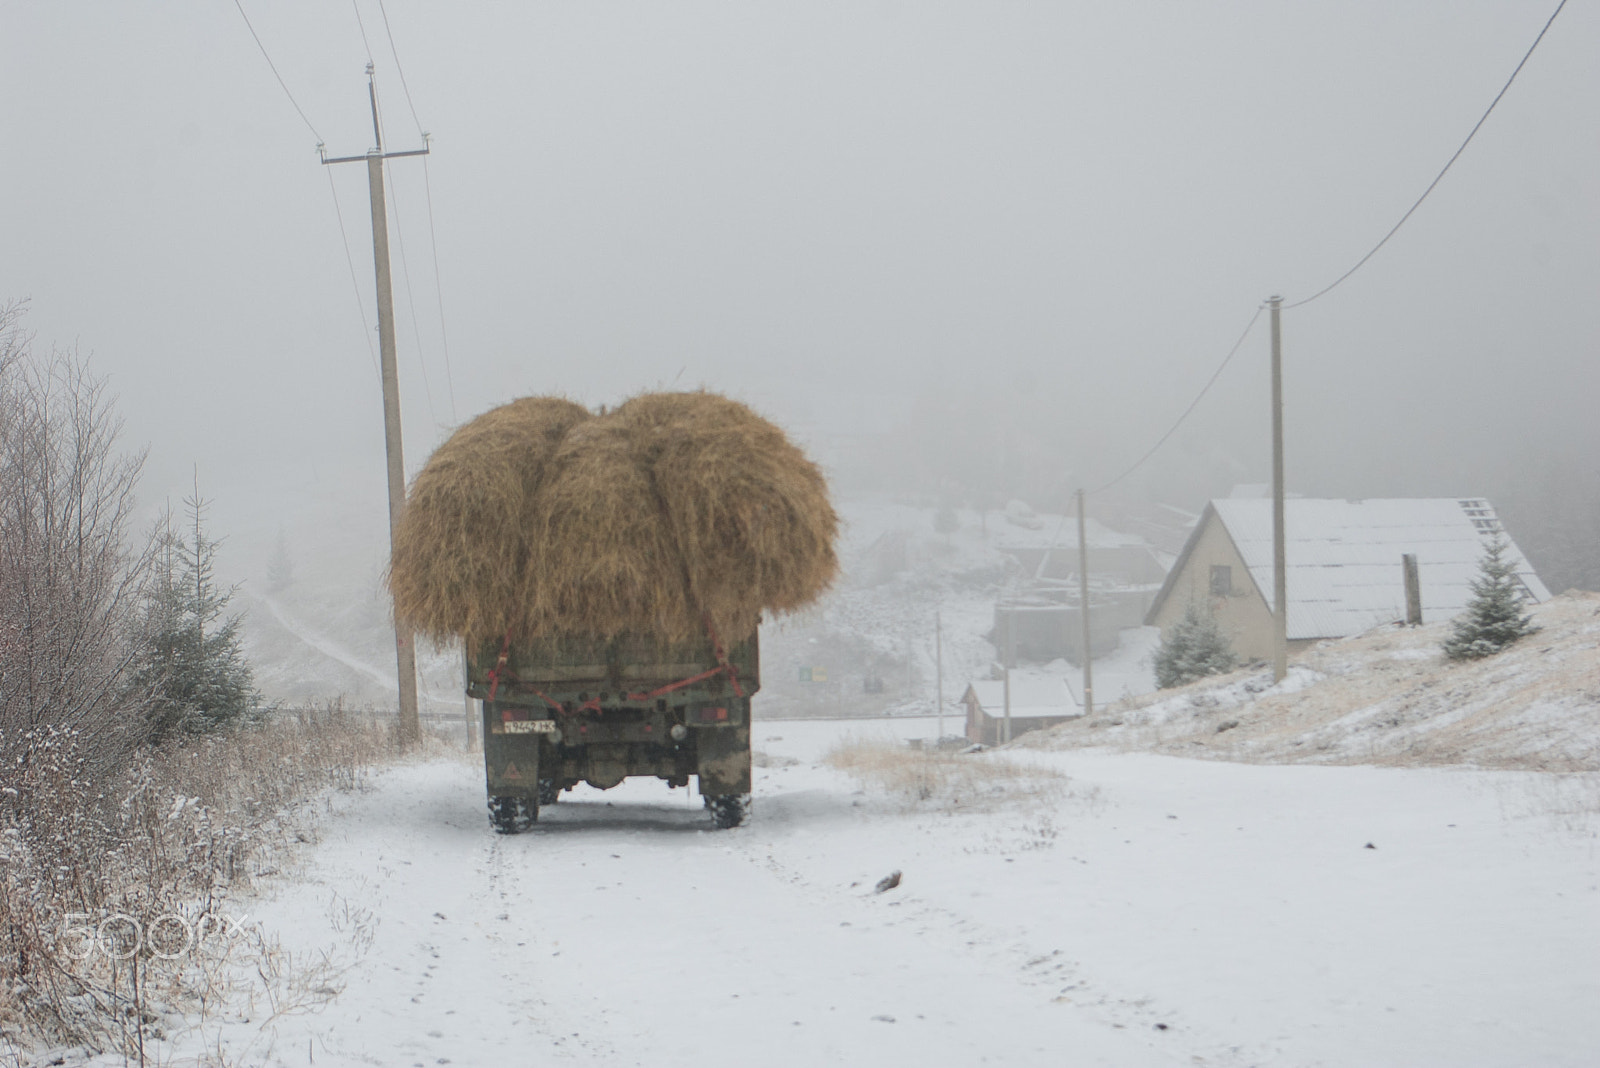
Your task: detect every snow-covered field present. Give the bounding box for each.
[120,716,1599,1068]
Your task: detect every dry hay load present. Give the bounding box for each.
[389,396,591,642]
[524,417,697,640]
[615,391,838,641]
[389,390,837,644]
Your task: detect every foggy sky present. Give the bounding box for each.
[2,2,1596,579]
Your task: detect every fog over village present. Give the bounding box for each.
[1,4,1597,1066]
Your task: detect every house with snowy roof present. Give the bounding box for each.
[1144,498,1549,663]
[961,675,1081,745]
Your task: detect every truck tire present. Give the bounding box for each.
[488,795,536,834]
[537,778,561,806]
[706,794,747,829]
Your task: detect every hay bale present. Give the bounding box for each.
[389,397,590,642]
[616,391,838,642]
[392,390,836,644]
[522,418,698,641]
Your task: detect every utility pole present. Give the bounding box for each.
[935,610,944,740]
[322,65,431,746]
[1002,610,1014,745]
[1076,488,1093,718]
[1269,294,1288,683]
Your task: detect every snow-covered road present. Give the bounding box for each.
[187,719,1600,1067]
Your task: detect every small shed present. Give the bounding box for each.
[1145,497,1549,663]
[961,675,1082,746]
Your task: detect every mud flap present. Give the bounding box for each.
[696,723,751,797]
[484,712,540,802]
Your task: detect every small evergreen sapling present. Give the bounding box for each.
[1154,601,1239,689]
[1442,537,1539,661]
[134,491,265,738]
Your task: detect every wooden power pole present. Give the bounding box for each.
[1269,294,1288,683]
[1076,488,1093,718]
[322,65,431,746]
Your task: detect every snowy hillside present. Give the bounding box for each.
[1027,591,1600,771]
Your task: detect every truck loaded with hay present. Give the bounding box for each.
[389,392,837,833]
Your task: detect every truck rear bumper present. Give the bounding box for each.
[483,704,751,797]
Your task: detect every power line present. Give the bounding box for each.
[422,155,459,422]
[1089,305,1265,495]
[377,0,427,138]
[326,168,382,379]
[231,0,322,143]
[350,0,377,66]
[1287,0,1567,310]
[385,158,439,425]
[374,0,453,419]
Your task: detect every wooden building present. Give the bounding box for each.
[961,676,1081,745]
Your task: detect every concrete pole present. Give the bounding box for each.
[366,75,421,747]
[1076,488,1094,718]
[1269,295,1288,683]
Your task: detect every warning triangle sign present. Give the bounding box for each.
[503,762,523,781]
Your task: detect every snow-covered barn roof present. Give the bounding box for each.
[962,675,1082,719]
[1152,498,1549,641]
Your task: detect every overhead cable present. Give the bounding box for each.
[1089,305,1265,495]
[350,0,376,65]
[422,156,459,422]
[231,0,323,143]
[1287,0,1567,309]
[385,159,439,425]
[377,0,428,137]
[325,169,382,379]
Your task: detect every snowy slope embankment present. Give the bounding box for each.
[1026,592,1600,771]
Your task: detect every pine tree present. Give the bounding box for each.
[1442,537,1539,661]
[1154,600,1238,689]
[134,492,264,739]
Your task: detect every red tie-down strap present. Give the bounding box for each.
[701,616,747,699]
[485,632,513,702]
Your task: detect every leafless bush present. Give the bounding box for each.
[0,301,154,787]
[0,703,401,1056]
[825,736,1065,811]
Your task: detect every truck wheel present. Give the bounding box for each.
[706,794,747,829]
[537,778,561,806]
[488,795,536,834]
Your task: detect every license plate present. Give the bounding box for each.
[497,720,557,735]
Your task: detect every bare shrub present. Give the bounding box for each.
[0,704,400,1056]
[0,302,154,785]
[824,737,1064,810]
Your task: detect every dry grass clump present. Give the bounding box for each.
[0,704,401,1056]
[390,397,591,642]
[390,390,837,643]
[825,737,1064,810]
